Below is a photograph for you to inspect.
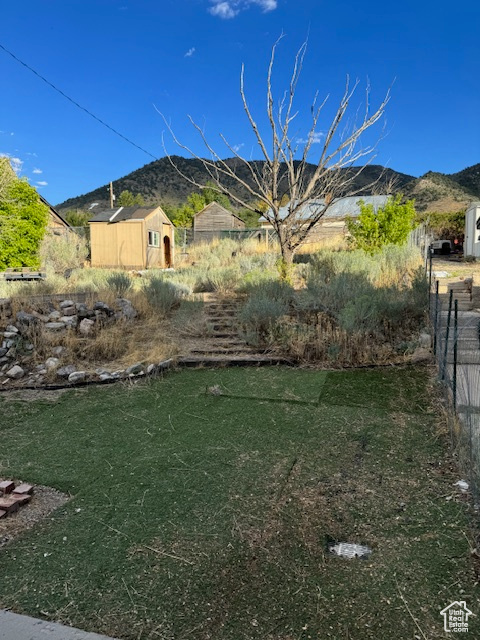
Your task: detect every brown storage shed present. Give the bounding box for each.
[89,205,175,269]
[193,202,245,242]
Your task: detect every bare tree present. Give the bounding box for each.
[162,38,390,275]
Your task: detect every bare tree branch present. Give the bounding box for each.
[160,38,391,268]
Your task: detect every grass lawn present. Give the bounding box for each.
[0,366,478,639]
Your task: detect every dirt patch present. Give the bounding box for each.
[0,485,70,549]
[0,387,73,402]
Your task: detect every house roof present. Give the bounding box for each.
[194,201,245,224]
[89,206,168,223]
[259,195,390,222]
[39,195,72,229]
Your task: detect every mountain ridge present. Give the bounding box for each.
[55,157,480,215]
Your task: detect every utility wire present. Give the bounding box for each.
[0,42,158,161]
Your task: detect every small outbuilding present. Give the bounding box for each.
[89,205,175,269]
[193,202,245,242]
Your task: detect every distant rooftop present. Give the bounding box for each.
[259,195,390,222]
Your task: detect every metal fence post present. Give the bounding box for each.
[441,289,453,381]
[433,280,439,356]
[428,245,433,311]
[453,298,458,413]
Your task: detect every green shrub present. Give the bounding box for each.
[143,277,190,314]
[106,272,133,297]
[345,195,417,254]
[239,297,289,342]
[40,232,88,274]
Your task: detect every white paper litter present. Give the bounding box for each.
[329,543,372,559]
[454,480,469,493]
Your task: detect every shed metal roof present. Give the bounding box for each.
[89,206,159,223]
[259,195,390,222]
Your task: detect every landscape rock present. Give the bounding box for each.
[56,365,76,378]
[60,300,76,309]
[94,301,112,314]
[45,322,66,331]
[52,346,65,356]
[68,371,86,384]
[147,363,156,374]
[77,308,95,321]
[0,348,7,358]
[16,311,37,325]
[78,318,95,336]
[116,298,137,320]
[61,306,77,316]
[45,357,60,370]
[48,311,61,320]
[126,362,144,376]
[60,315,78,327]
[6,325,18,334]
[6,365,25,379]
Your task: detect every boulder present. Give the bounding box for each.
[49,311,61,320]
[79,318,95,336]
[68,371,86,384]
[126,362,144,376]
[77,307,95,321]
[45,357,60,370]
[115,298,137,320]
[45,322,66,331]
[94,301,112,314]
[16,311,37,325]
[61,306,77,316]
[57,365,76,378]
[6,365,25,379]
[60,300,76,309]
[6,325,18,334]
[60,315,78,327]
[0,348,7,358]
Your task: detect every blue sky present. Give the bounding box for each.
[1,0,479,205]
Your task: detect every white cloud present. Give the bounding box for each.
[33,168,43,174]
[209,2,238,18]
[36,181,48,186]
[0,130,14,136]
[208,0,276,19]
[298,132,325,145]
[184,47,196,58]
[0,152,23,174]
[233,143,245,152]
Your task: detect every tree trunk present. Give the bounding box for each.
[277,226,295,281]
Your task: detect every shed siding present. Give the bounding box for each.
[90,221,145,269]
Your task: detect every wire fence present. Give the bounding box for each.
[428,253,480,508]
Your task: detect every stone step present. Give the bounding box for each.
[191,348,254,355]
[177,355,290,367]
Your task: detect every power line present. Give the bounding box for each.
[0,42,158,161]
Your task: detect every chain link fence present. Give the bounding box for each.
[429,254,480,508]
